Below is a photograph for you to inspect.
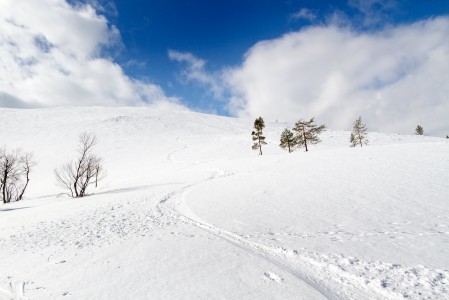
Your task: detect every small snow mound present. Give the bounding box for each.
[263,272,284,283]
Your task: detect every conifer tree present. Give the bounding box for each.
[350,116,368,147]
[446,135,449,139]
[279,128,296,153]
[293,118,326,152]
[251,116,266,155]
[415,125,424,135]
[349,132,357,147]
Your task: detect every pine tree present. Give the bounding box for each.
[251,116,266,155]
[350,116,368,147]
[293,118,326,152]
[446,135,449,139]
[415,125,424,135]
[349,132,357,147]
[279,128,296,153]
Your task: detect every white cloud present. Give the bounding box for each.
[225,17,449,136]
[73,0,119,17]
[290,8,316,22]
[348,0,397,14]
[0,0,179,108]
[168,50,223,99]
[348,0,398,26]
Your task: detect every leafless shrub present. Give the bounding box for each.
[0,148,36,204]
[55,132,105,198]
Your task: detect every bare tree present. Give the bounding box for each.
[55,132,105,197]
[1,148,15,203]
[0,148,36,203]
[17,152,37,201]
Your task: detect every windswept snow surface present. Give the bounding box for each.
[1,107,448,299]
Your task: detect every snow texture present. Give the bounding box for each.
[0,107,448,299]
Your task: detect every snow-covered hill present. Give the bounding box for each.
[1,107,448,299]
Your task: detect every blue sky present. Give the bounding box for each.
[1,0,449,135]
[108,0,449,112]
[113,0,316,112]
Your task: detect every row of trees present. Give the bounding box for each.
[253,116,449,155]
[252,116,371,154]
[279,118,327,153]
[252,116,327,155]
[1,132,104,204]
[2,121,446,203]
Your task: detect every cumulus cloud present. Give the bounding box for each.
[290,8,316,22]
[71,0,119,17]
[225,17,449,136]
[168,50,223,99]
[0,0,178,108]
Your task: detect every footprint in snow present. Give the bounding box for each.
[0,281,27,300]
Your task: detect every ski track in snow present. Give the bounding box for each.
[166,137,187,162]
[153,138,449,300]
[1,110,449,299]
[2,137,447,299]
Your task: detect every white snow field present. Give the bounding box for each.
[0,106,448,299]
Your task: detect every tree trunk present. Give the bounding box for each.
[73,181,79,197]
[258,136,262,155]
[18,170,30,201]
[95,166,99,188]
[303,128,308,152]
[2,169,7,204]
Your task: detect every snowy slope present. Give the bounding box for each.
[0,107,448,299]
